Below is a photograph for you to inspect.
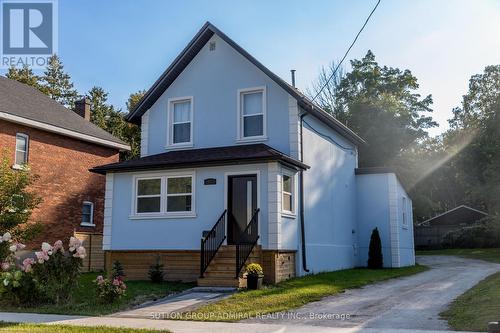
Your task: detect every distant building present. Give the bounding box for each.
[414,205,488,249]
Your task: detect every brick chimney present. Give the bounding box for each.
[74,98,91,121]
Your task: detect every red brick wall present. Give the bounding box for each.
[0,120,119,247]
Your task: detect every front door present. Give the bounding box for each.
[227,175,257,244]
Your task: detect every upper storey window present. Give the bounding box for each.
[238,87,267,141]
[168,97,193,148]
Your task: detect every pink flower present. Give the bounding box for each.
[41,242,53,255]
[35,251,49,264]
[22,258,34,272]
[1,262,10,271]
[53,240,64,252]
[69,237,82,252]
[16,243,26,251]
[73,246,86,259]
[0,232,11,243]
[112,278,120,286]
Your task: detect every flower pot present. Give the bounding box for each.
[247,274,263,290]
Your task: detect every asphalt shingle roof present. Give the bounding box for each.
[90,143,309,174]
[0,76,129,148]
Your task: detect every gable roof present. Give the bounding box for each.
[0,76,130,151]
[126,22,364,146]
[90,143,309,174]
[418,205,489,226]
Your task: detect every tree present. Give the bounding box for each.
[0,154,41,233]
[367,227,383,269]
[6,65,42,90]
[88,87,112,129]
[41,55,79,108]
[0,153,42,259]
[307,61,347,122]
[314,51,437,168]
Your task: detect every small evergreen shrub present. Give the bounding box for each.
[367,227,383,269]
[112,260,125,279]
[148,256,165,283]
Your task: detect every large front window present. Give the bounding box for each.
[168,97,193,147]
[134,173,194,217]
[238,87,266,140]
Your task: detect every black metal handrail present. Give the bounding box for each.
[236,208,260,278]
[200,209,227,278]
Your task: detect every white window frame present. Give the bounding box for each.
[13,133,29,169]
[81,201,95,227]
[166,96,194,149]
[402,196,408,228]
[130,172,196,219]
[135,176,164,216]
[281,170,296,217]
[237,86,267,142]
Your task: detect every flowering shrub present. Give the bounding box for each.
[0,236,86,305]
[94,275,127,304]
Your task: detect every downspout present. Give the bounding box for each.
[299,111,309,272]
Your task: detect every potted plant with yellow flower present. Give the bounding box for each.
[245,263,263,290]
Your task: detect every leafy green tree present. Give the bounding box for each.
[41,55,79,107]
[5,65,42,90]
[332,51,437,167]
[0,154,41,233]
[86,88,142,160]
[0,153,42,259]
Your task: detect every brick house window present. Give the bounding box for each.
[81,201,94,226]
[14,133,29,167]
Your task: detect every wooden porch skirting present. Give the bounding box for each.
[105,249,296,284]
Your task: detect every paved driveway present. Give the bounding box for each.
[248,255,500,331]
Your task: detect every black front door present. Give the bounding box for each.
[227,175,257,244]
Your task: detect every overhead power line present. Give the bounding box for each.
[312,0,381,102]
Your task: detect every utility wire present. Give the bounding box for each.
[312,0,381,102]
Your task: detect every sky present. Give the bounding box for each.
[2,0,500,136]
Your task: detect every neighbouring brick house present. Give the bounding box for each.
[0,76,130,248]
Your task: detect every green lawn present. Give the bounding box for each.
[417,248,500,263]
[182,265,428,322]
[0,322,169,332]
[0,273,194,316]
[441,272,500,332]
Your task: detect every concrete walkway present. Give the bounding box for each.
[112,288,233,319]
[248,255,500,331]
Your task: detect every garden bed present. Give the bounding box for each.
[0,272,194,316]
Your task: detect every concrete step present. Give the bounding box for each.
[197,277,240,287]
